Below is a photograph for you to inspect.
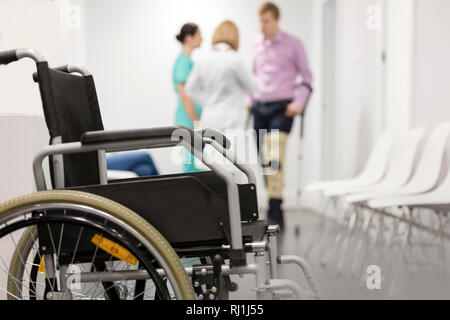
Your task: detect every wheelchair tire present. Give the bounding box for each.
[1,190,196,300]
[8,226,39,300]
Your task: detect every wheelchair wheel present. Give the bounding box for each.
[0,190,196,300]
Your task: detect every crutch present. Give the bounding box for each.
[295,82,314,256]
[296,83,313,205]
[294,83,313,249]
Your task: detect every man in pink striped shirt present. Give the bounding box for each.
[249,2,313,229]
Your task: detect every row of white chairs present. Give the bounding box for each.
[307,122,450,212]
[303,123,450,297]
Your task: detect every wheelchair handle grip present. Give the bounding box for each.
[0,48,45,66]
[0,50,18,65]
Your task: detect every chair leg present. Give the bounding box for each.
[355,211,385,282]
[313,197,341,265]
[312,197,342,256]
[336,205,361,277]
[350,207,375,277]
[318,200,352,267]
[437,212,448,282]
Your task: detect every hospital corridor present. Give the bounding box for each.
[1,0,450,307]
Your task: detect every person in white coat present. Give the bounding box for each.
[186,20,258,132]
[186,21,259,180]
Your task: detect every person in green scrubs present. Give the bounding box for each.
[173,23,203,173]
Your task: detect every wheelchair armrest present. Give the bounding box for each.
[81,126,202,147]
[81,126,231,150]
[202,128,231,149]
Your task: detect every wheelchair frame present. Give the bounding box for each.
[0,48,320,300]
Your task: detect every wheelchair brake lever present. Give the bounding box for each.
[219,222,232,245]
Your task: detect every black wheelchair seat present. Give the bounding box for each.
[67,171,260,248]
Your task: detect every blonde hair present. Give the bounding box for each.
[212,20,239,50]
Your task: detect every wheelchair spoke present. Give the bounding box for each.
[86,228,110,298]
[0,287,22,300]
[70,226,84,265]
[91,282,116,299]
[55,211,67,267]
[86,264,104,299]
[132,287,149,300]
[28,230,56,294]
[45,223,61,272]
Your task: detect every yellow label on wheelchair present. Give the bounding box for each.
[91,234,138,265]
[37,235,138,274]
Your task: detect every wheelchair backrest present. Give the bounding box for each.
[35,61,104,188]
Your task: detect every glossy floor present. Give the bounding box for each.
[231,208,450,300]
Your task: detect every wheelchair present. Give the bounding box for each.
[0,48,320,300]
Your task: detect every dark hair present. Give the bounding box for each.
[176,23,199,44]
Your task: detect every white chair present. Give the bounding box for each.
[307,129,397,193]
[323,129,397,196]
[368,122,450,209]
[303,130,396,264]
[344,128,425,204]
[369,169,450,210]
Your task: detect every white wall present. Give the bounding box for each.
[0,115,49,202]
[307,0,450,209]
[384,0,415,131]
[0,0,63,115]
[84,0,312,130]
[412,0,450,127]
[67,0,88,66]
[313,0,415,182]
[330,0,385,179]
[0,0,86,115]
[291,0,326,209]
[304,0,413,210]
